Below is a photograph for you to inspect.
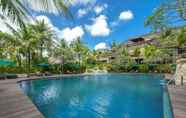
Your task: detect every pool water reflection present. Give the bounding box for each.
[19,74,173,118]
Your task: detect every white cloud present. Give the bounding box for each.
[94,4,108,14]
[71,0,96,6]
[94,42,109,50]
[103,4,108,9]
[85,15,110,37]
[0,15,85,45]
[36,15,53,26]
[77,3,108,18]
[35,15,85,44]
[119,10,134,21]
[110,21,119,27]
[61,26,84,44]
[94,6,103,14]
[77,9,88,18]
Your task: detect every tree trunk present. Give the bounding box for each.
[78,53,81,73]
[40,44,43,58]
[16,54,22,67]
[27,48,31,77]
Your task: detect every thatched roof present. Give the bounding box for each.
[49,56,64,64]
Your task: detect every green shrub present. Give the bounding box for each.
[0,66,28,73]
[155,64,172,73]
[109,63,133,72]
[138,64,149,73]
[63,63,86,73]
[110,64,120,72]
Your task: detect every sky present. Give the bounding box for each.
[0,0,166,50]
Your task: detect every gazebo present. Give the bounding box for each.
[49,56,64,73]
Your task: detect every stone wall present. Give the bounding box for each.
[175,58,186,85]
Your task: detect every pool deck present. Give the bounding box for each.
[0,75,186,118]
[168,85,186,118]
[0,77,44,118]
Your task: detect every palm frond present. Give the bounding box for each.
[0,0,30,27]
[24,0,72,18]
[0,0,71,30]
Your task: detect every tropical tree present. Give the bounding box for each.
[120,47,132,64]
[0,0,70,27]
[72,38,83,64]
[0,32,16,58]
[71,38,90,73]
[177,27,186,47]
[145,0,186,32]
[144,45,171,64]
[31,20,54,58]
[145,0,186,60]
[15,25,37,74]
[145,6,167,32]
[134,47,141,64]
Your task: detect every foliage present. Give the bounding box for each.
[155,64,173,73]
[0,0,70,27]
[63,63,86,74]
[0,0,182,75]
[145,0,186,32]
[134,47,141,57]
[138,64,149,73]
[145,6,167,31]
[177,27,186,47]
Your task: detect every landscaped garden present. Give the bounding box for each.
[0,0,185,77]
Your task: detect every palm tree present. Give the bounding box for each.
[0,32,15,58]
[31,20,54,58]
[145,6,167,32]
[72,38,89,73]
[53,39,70,73]
[145,0,186,32]
[134,47,141,64]
[0,0,71,27]
[9,24,40,75]
[144,45,171,64]
[177,27,186,48]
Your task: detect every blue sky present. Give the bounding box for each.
[2,0,166,50]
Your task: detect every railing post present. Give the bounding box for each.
[181,75,184,86]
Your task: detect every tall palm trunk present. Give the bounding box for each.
[40,44,43,58]
[16,54,22,67]
[78,53,81,73]
[27,47,31,76]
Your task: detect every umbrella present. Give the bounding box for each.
[0,59,15,66]
[49,56,64,64]
[49,56,64,73]
[37,63,50,68]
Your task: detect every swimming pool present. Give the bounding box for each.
[19,74,173,118]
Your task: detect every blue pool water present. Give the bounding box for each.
[19,74,173,118]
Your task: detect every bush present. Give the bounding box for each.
[63,63,86,73]
[110,64,120,72]
[0,66,26,73]
[109,63,133,72]
[155,64,172,73]
[138,64,149,73]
